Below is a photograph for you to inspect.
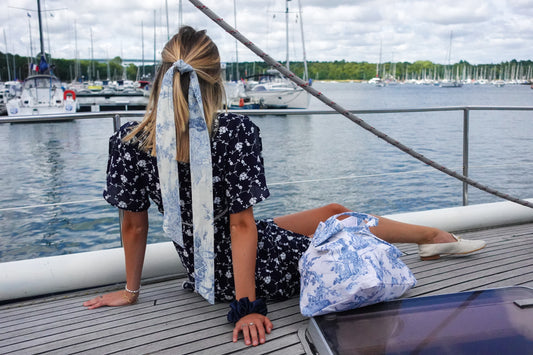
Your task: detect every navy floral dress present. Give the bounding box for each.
[104,112,311,302]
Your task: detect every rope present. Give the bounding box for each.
[189,0,533,210]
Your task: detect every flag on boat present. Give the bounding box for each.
[38,55,48,74]
[31,63,39,72]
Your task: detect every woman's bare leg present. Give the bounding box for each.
[273,203,456,244]
[273,203,350,237]
[368,216,455,244]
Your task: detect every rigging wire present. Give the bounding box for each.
[2,162,532,212]
[188,0,533,210]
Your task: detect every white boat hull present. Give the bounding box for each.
[6,75,78,117]
[6,99,77,116]
[246,87,309,109]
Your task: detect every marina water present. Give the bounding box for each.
[1,82,532,262]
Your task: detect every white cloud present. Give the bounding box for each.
[1,0,531,68]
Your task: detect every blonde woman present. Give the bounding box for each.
[83,26,486,347]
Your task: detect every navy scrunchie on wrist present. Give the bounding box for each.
[227,297,268,324]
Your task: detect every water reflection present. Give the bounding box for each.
[0,83,531,261]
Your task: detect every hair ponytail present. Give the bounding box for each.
[125,26,224,162]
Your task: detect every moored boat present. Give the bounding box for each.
[0,84,7,115]
[439,79,463,88]
[368,77,386,87]
[227,95,261,109]
[241,70,310,109]
[5,0,77,118]
[5,74,77,116]
[227,0,310,109]
[75,87,149,112]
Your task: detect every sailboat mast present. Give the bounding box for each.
[165,0,170,40]
[285,0,290,70]
[179,0,183,27]
[90,28,94,81]
[3,29,11,81]
[142,20,145,78]
[376,40,382,78]
[106,52,110,80]
[28,15,33,63]
[446,31,453,81]
[447,31,453,65]
[37,0,45,57]
[297,0,308,81]
[74,20,79,80]
[234,0,239,80]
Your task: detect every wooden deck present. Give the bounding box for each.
[1,222,532,354]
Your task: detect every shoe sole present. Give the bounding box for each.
[419,245,486,261]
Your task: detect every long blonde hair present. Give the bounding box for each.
[125,26,224,162]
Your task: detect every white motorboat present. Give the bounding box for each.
[6,74,77,116]
[439,79,463,88]
[368,77,386,87]
[243,70,310,109]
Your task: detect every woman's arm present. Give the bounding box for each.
[230,207,258,301]
[122,209,149,292]
[230,207,273,346]
[83,209,148,309]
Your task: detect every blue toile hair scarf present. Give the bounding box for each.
[155,59,215,304]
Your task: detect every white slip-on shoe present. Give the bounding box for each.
[418,234,486,261]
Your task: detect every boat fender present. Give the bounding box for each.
[239,97,244,107]
[64,90,76,101]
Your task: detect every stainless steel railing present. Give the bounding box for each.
[2,105,532,206]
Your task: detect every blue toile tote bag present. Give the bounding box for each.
[299,212,417,317]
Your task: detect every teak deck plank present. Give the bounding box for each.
[1,222,532,354]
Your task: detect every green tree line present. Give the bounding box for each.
[230,59,533,82]
[1,51,531,83]
[0,52,156,82]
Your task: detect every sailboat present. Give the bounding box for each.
[439,31,463,88]
[233,0,310,109]
[368,40,386,86]
[6,0,77,117]
[238,69,309,109]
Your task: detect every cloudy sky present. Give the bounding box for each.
[1,0,532,66]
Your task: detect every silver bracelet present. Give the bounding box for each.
[125,285,140,294]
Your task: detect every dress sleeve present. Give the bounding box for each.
[103,123,151,212]
[225,117,270,214]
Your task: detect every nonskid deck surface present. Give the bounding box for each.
[1,223,532,354]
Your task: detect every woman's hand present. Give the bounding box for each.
[83,290,138,310]
[83,210,146,310]
[232,313,273,346]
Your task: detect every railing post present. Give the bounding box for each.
[113,114,124,246]
[463,108,469,206]
[113,113,122,132]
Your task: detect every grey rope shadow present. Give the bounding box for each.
[189,0,532,210]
